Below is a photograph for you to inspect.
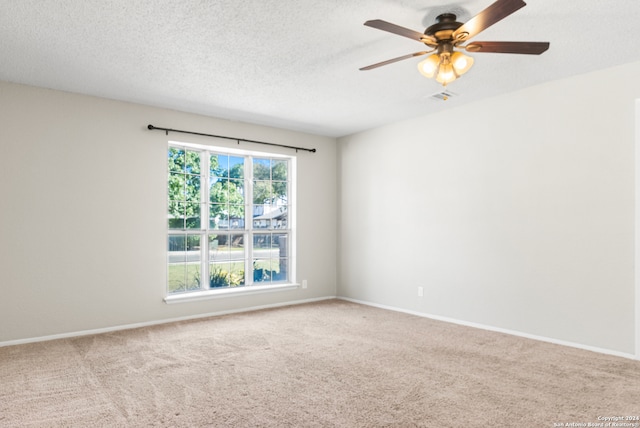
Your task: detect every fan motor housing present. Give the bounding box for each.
[424,13,463,41]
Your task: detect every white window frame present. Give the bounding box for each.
[164,141,297,304]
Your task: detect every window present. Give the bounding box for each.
[167,142,295,298]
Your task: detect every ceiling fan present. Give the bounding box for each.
[360,0,549,87]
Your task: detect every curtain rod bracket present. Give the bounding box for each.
[147,124,316,153]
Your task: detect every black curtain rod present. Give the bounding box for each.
[147,124,316,153]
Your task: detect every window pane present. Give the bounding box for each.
[168,218,183,229]
[209,204,226,229]
[273,258,288,282]
[185,150,200,174]
[168,202,186,229]
[211,154,227,178]
[185,175,201,202]
[253,180,272,204]
[253,233,271,250]
[229,234,245,261]
[272,160,287,181]
[208,233,246,288]
[253,259,272,283]
[209,233,230,261]
[229,156,244,179]
[185,235,201,252]
[253,158,271,180]
[229,205,245,229]
[273,182,287,203]
[185,234,202,290]
[254,235,279,258]
[168,148,185,173]
[210,204,229,229]
[184,202,201,229]
[273,206,288,229]
[230,261,245,286]
[168,263,186,293]
[209,262,231,288]
[251,232,289,284]
[252,258,286,283]
[229,179,245,203]
[168,235,187,258]
[168,172,185,201]
[272,233,288,252]
[210,179,228,204]
[208,233,221,250]
[168,234,202,293]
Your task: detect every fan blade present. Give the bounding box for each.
[452,0,526,42]
[364,20,437,45]
[464,41,549,54]
[360,51,430,71]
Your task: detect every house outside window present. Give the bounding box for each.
[167,142,295,297]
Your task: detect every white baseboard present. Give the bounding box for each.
[4,295,636,361]
[338,297,639,361]
[0,296,337,348]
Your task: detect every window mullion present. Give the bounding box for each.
[201,151,209,291]
[287,158,294,284]
[246,156,254,286]
[201,151,209,229]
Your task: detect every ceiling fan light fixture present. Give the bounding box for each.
[435,62,456,85]
[451,51,474,75]
[417,50,474,86]
[417,54,440,78]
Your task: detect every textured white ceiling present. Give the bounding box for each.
[1,0,639,137]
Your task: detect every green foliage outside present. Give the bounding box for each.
[194,262,245,288]
[168,262,245,292]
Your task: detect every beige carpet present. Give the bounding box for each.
[1,299,638,427]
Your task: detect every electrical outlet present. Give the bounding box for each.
[302,280,308,289]
[418,286,424,297]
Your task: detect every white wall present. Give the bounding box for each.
[338,61,640,355]
[636,99,640,358]
[0,81,337,343]
[3,62,639,355]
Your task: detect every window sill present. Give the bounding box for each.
[164,283,300,304]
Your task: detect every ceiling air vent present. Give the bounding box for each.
[429,90,457,101]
